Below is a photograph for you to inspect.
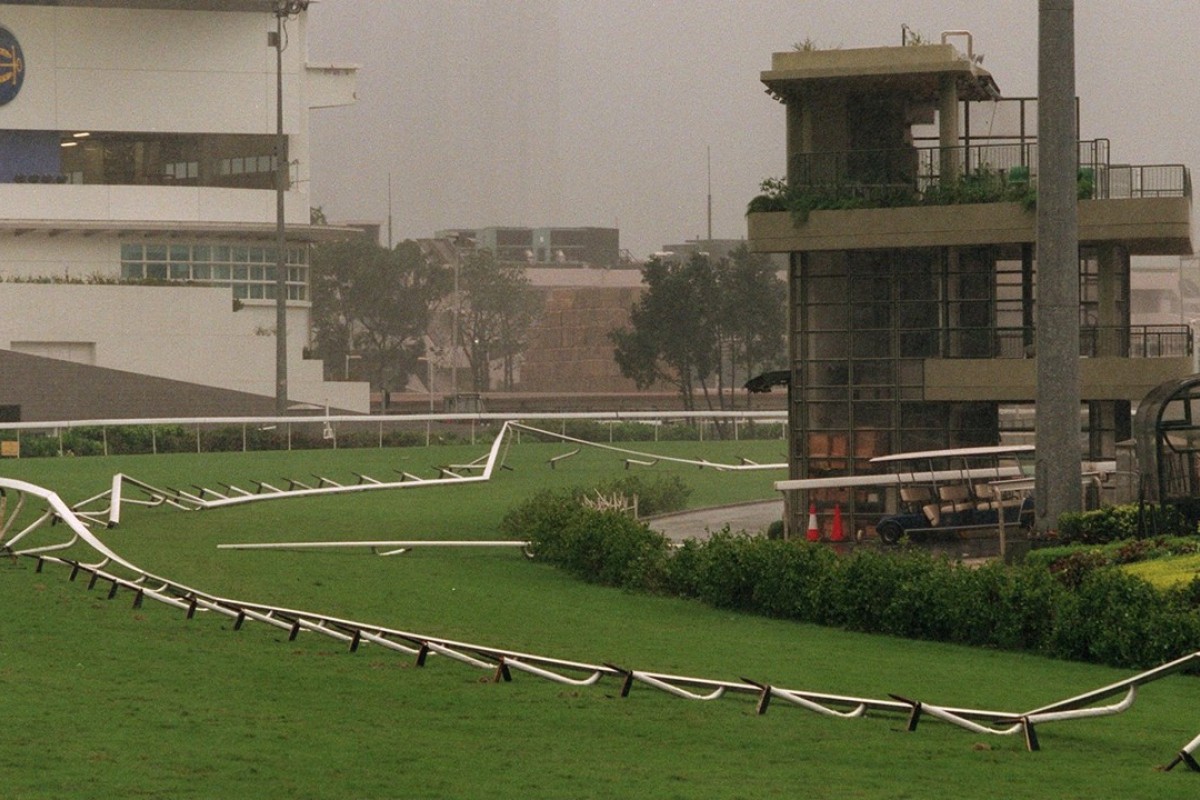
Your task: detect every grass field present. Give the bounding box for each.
[2,437,1200,799]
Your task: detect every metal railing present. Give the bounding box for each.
[787,140,1190,203]
[952,324,1192,359]
[0,410,788,459]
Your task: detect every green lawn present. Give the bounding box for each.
[2,440,1199,798]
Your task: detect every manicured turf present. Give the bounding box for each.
[2,440,1199,798]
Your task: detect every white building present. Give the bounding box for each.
[0,0,369,415]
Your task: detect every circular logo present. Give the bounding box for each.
[0,26,26,107]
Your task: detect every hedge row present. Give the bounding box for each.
[1054,503,1193,544]
[502,491,1200,670]
[1027,536,1200,584]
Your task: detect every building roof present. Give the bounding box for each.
[11,1,279,11]
[762,43,1000,104]
[0,220,362,244]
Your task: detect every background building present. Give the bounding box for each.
[0,0,369,419]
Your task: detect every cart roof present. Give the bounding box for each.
[870,444,1035,465]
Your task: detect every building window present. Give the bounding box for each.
[120,241,309,301]
[164,160,199,181]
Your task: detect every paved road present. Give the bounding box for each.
[647,499,783,543]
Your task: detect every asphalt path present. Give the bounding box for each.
[647,499,783,543]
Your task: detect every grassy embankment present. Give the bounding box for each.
[1,440,1198,798]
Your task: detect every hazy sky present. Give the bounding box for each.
[306,1,1198,259]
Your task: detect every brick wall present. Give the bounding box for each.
[519,286,650,393]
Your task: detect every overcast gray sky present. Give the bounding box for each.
[306,1,1198,259]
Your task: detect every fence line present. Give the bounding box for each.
[0,410,788,458]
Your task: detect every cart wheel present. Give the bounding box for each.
[877,521,903,545]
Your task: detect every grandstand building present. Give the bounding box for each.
[0,0,368,419]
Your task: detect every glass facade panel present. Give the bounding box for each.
[855,402,894,428]
[851,332,890,358]
[899,330,938,358]
[852,360,892,386]
[119,240,309,301]
[808,303,847,331]
[851,302,890,328]
[809,332,848,359]
[897,301,938,329]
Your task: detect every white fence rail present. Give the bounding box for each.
[0,410,787,457]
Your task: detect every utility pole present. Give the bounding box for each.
[1035,0,1082,528]
[706,145,712,243]
[272,0,310,415]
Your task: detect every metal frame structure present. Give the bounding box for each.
[2,471,1199,760]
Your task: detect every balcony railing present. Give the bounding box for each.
[944,325,1192,359]
[783,141,1190,205]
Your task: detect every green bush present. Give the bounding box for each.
[499,488,671,590]
[1055,503,1190,544]
[1028,536,1200,580]
[593,474,692,517]
[1046,568,1200,667]
[506,487,1200,670]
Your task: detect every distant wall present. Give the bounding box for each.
[519,286,646,393]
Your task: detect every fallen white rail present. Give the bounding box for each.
[1167,730,1200,772]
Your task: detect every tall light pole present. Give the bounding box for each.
[1035,0,1081,528]
[272,0,310,415]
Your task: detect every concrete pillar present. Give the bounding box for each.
[1035,0,1082,529]
[1096,245,1120,356]
[786,100,805,184]
[938,75,960,182]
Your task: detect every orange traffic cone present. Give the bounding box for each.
[830,503,845,542]
[806,503,821,542]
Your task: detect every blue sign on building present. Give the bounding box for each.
[0,26,25,106]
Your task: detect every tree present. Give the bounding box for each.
[453,249,541,392]
[309,238,449,399]
[718,245,787,407]
[611,254,720,412]
[611,249,786,418]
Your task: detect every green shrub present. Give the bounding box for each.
[990,566,1062,651]
[500,488,670,590]
[1056,503,1190,544]
[1028,536,1200,580]
[1047,568,1200,668]
[509,491,1200,671]
[594,474,692,517]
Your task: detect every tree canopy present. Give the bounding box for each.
[453,249,541,392]
[309,238,450,396]
[611,246,785,415]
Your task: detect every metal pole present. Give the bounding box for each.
[426,357,433,446]
[273,7,288,415]
[1035,0,1082,529]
